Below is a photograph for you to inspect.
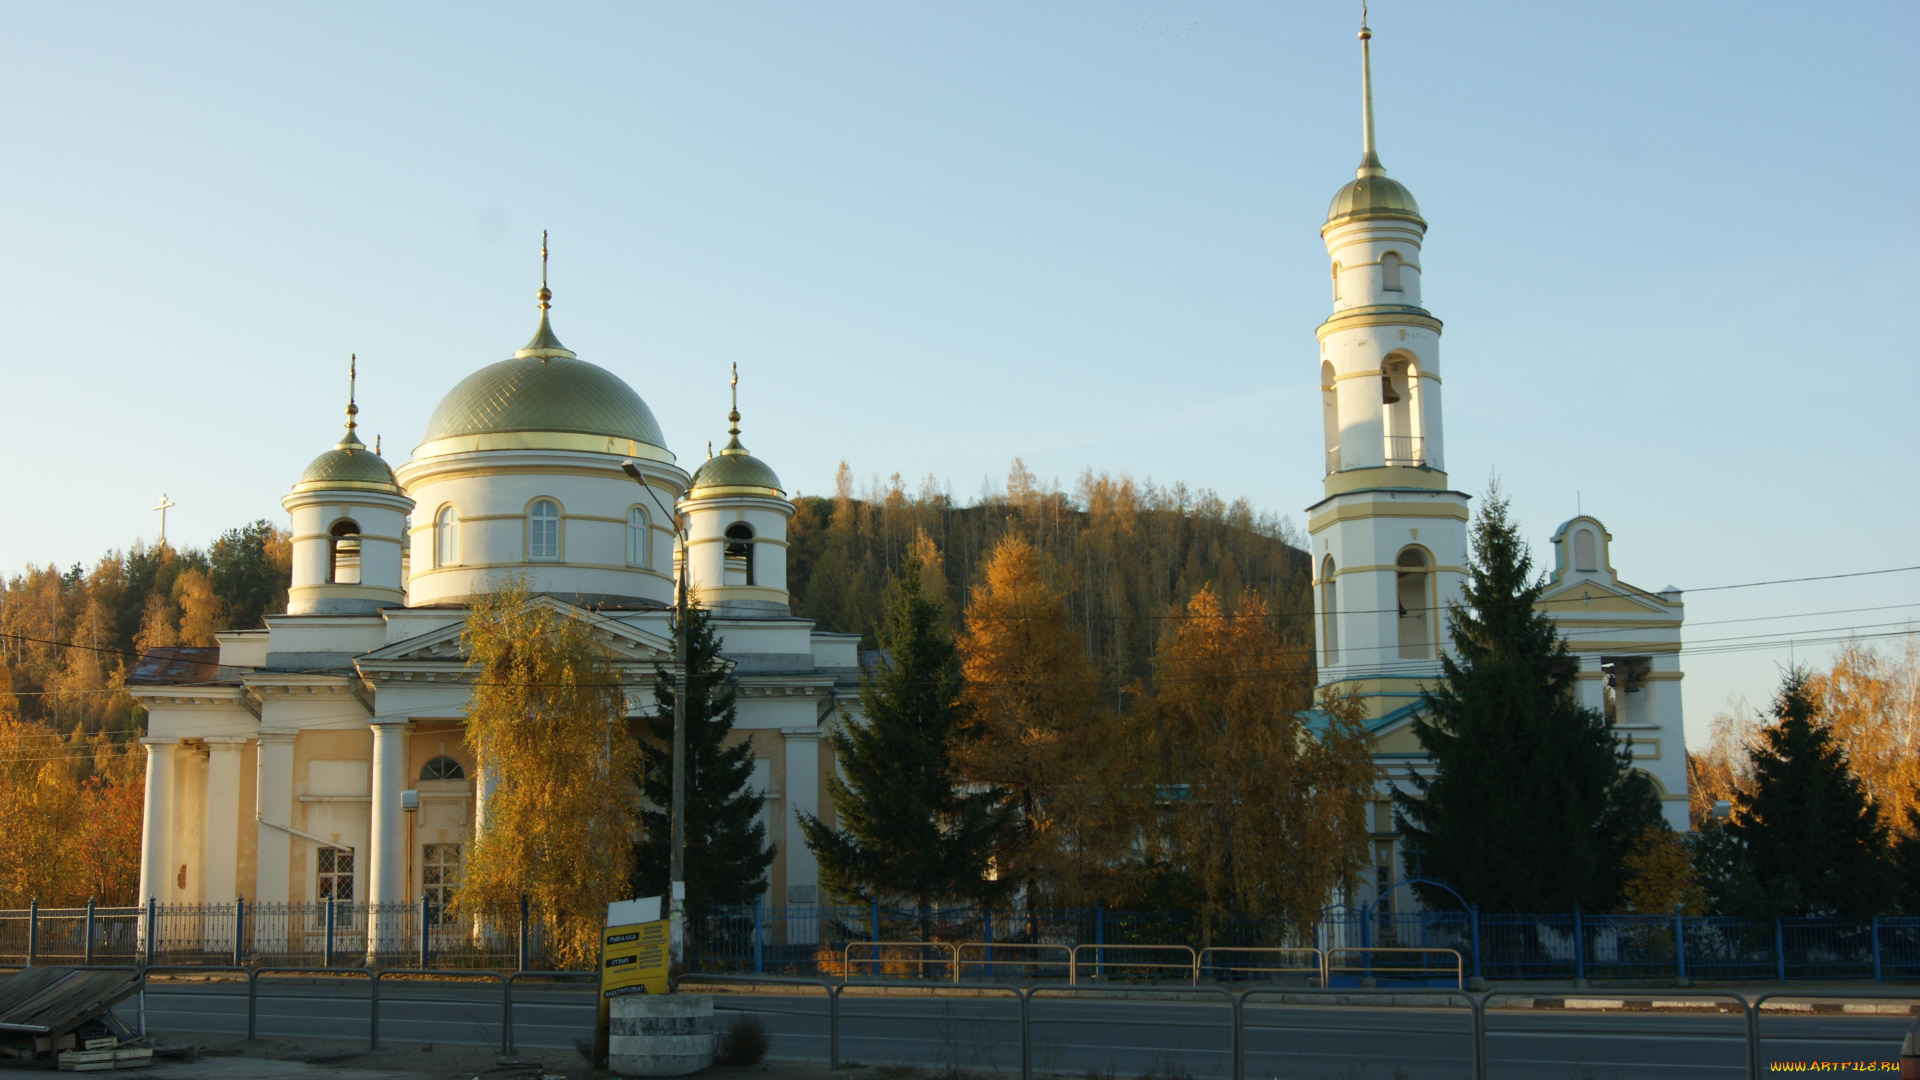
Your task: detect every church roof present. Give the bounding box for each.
[295,442,400,494]
[1325,174,1424,227]
[686,366,785,499]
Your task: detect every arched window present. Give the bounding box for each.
[1321,556,1338,666]
[529,500,560,561]
[1574,529,1598,572]
[1321,361,1341,475]
[1331,261,1343,301]
[419,756,465,781]
[435,506,459,568]
[725,522,755,586]
[1396,548,1432,660]
[1381,251,1403,292]
[626,507,650,568]
[328,519,361,584]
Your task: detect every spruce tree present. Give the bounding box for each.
[1726,671,1891,919]
[632,601,774,915]
[799,554,1005,916]
[1393,487,1654,912]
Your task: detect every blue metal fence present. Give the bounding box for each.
[684,904,1920,984]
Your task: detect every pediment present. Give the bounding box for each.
[1536,576,1673,618]
[356,596,676,671]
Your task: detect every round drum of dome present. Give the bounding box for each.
[608,994,714,1077]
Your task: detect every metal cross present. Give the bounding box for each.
[152,494,177,543]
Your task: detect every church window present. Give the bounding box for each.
[1321,556,1338,665]
[529,500,560,561]
[1574,528,1598,572]
[421,843,462,923]
[1381,251,1404,291]
[328,519,361,585]
[626,507,650,568]
[1396,548,1432,660]
[419,756,465,781]
[725,522,755,586]
[1331,261,1343,301]
[435,506,458,568]
[317,846,354,901]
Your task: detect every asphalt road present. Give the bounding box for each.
[122,981,1911,1079]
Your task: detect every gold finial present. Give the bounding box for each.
[340,354,364,452]
[707,440,713,460]
[1357,4,1384,178]
[375,434,381,456]
[538,230,552,310]
[728,363,741,438]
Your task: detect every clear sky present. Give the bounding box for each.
[4,2,1915,745]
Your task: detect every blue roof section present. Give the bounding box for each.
[1301,698,1427,737]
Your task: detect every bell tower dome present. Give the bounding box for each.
[1308,17,1471,720]
[678,366,793,618]
[282,358,414,615]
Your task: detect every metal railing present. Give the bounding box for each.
[1384,434,1425,466]
[1070,943,1198,984]
[1198,946,1324,985]
[841,940,958,981]
[1325,946,1463,988]
[672,973,1917,1080]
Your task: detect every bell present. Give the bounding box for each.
[1381,375,1401,405]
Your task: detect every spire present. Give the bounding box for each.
[1357,5,1386,179]
[338,354,366,452]
[721,362,747,455]
[516,229,577,360]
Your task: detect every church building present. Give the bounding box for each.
[1306,21,1689,914]
[128,262,859,926]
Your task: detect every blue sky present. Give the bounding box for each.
[4,2,1915,743]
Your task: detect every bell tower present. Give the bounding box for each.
[1309,16,1470,720]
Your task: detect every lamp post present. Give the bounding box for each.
[623,460,688,969]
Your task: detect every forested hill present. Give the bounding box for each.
[788,460,1313,696]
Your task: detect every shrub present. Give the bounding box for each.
[717,1013,769,1067]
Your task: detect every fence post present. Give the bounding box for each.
[25,899,36,967]
[247,970,257,1040]
[84,897,95,967]
[752,896,763,975]
[1775,919,1786,982]
[1572,906,1585,986]
[983,903,993,978]
[419,897,430,969]
[1018,987,1032,1080]
[870,898,879,944]
[1470,905,1481,981]
[1095,902,1104,975]
[1230,990,1244,1080]
[1674,906,1686,984]
[1872,917,1883,984]
[144,897,155,968]
[518,893,530,972]
[828,983,841,1069]
[234,897,245,967]
[324,897,335,969]
[369,972,380,1050]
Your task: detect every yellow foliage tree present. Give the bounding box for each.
[1133,586,1378,937]
[173,570,226,646]
[954,534,1113,906]
[1807,638,1920,836]
[453,580,640,969]
[1617,824,1708,915]
[0,711,81,906]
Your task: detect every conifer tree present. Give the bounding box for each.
[1394,487,1655,912]
[1725,671,1892,918]
[799,554,1004,917]
[632,601,774,914]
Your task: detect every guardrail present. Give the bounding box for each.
[1199,946,1325,985]
[1326,946,1463,988]
[957,941,1072,981]
[1070,943,1197,984]
[842,940,959,981]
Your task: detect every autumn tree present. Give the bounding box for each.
[1395,487,1661,912]
[632,601,774,915]
[953,533,1113,909]
[1616,825,1708,915]
[1131,586,1377,936]
[1807,639,1920,837]
[800,553,1004,917]
[454,580,640,968]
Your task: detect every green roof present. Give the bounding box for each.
[688,437,784,498]
[420,314,667,450]
[294,440,400,494]
[1325,174,1424,227]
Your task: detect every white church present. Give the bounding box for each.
[129,269,861,921]
[127,19,1689,930]
[1308,22,1689,914]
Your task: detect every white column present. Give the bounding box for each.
[137,740,177,911]
[368,722,409,954]
[254,733,296,903]
[782,729,821,935]
[204,739,244,904]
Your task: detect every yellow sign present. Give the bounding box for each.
[598,918,670,1020]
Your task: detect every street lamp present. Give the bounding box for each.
[622,459,688,964]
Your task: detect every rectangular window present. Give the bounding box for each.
[318,846,355,901]
[422,843,462,922]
